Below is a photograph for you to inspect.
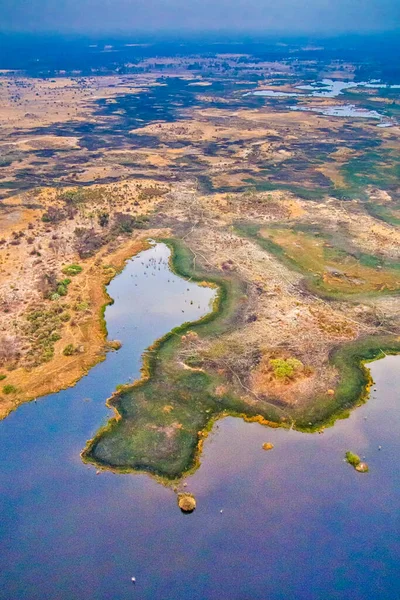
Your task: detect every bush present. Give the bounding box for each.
[112,212,136,234]
[74,228,104,258]
[3,384,17,395]
[112,213,149,235]
[345,451,361,467]
[270,358,304,380]
[98,212,109,227]
[56,285,67,296]
[41,206,66,223]
[38,271,58,299]
[60,189,86,206]
[63,344,76,356]
[0,374,6,381]
[75,301,89,312]
[62,264,83,276]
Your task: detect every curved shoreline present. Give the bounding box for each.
[81,237,400,482]
[81,237,241,482]
[0,238,150,420]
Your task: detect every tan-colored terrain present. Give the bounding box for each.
[0,60,399,421]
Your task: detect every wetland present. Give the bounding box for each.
[0,240,399,599]
[0,34,399,599]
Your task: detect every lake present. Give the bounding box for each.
[0,243,399,600]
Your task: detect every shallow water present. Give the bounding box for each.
[296,79,400,98]
[291,104,383,119]
[1,243,399,600]
[247,79,398,126]
[247,79,400,100]
[246,90,300,97]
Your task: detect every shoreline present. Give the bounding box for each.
[0,236,152,420]
[81,237,400,482]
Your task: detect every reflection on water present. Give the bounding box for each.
[0,243,399,600]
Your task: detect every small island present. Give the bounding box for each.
[178,493,197,513]
[262,442,274,451]
[345,451,369,473]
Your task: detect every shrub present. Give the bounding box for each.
[38,271,58,299]
[75,301,89,312]
[112,213,149,235]
[41,206,66,223]
[63,344,76,356]
[74,228,104,258]
[60,189,86,205]
[3,384,17,395]
[0,374,7,381]
[62,264,83,276]
[345,451,361,467]
[54,279,70,297]
[112,212,136,234]
[0,335,21,365]
[57,285,68,296]
[270,358,304,380]
[98,212,109,227]
[137,185,167,201]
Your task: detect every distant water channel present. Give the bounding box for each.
[246,79,399,127]
[0,243,399,600]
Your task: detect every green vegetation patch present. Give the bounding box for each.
[270,358,304,380]
[345,450,369,473]
[345,451,361,467]
[341,148,399,193]
[2,384,17,395]
[293,336,400,431]
[235,221,400,299]
[24,304,69,367]
[63,344,76,356]
[62,264,83,276]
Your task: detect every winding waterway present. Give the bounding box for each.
[0,243,399,600]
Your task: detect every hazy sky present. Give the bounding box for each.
[1,0,399,34]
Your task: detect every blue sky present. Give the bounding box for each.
[1,0,399,34]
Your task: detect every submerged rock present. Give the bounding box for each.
[178,493,196,513]
[262,442,274,451]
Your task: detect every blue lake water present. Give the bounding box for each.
[246,79,398,126]
[0,243,399,600]
[296,79,400,98]
[291,104,383,120]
